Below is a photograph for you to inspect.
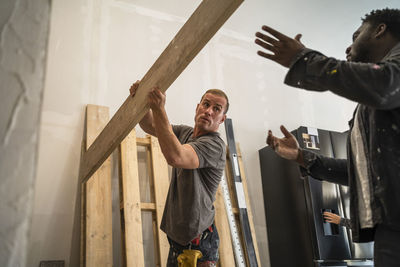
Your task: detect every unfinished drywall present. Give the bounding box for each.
[29,0,398,266]
[0,0,50,267]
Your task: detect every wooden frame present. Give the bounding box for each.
[118,132,170,267]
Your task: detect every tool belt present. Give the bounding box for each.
[175,225,214,267]
[190,225,213,246]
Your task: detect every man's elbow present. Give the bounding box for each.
[165,156,176,166]
[164,154,198,169]
[139,122,156,136]
[163,153,181,167]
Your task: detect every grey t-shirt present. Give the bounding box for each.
[160,124,226,245]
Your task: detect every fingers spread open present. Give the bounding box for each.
[257,50,275,60]
[261,25,289,41]
[255,38,277,54]
[255,31,279,46]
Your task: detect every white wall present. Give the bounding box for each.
[0,1,50,267]
[28,0,398,266]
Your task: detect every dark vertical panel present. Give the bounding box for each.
[259,146,313,267]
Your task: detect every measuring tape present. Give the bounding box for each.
[224,118,258,267]
[221,173,245,267]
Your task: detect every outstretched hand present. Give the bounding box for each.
[255,25,305,68]
[267,125,300,161]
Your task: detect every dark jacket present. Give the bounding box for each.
[285,42,400,242]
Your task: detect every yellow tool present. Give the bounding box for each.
[177,249,203,267]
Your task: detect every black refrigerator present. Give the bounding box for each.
[259,126,373,267]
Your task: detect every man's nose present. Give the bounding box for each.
[205,106,213,115]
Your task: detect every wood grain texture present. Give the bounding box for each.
[119,129,145,267]
[236,144,261,266]
[149,136,170,267]
[215,184,236,266]
[80,0,244,183]
[85,105,113,267]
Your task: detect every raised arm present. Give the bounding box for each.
[146,88,200,169]
[255,25,400,109]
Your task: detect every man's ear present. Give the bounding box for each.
[375,23,387,39]
[219,114,227,124]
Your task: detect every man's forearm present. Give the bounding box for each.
[139,110,157,136]
[299,149,349,185]
[152,108,186,164]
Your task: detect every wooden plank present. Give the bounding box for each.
[236,144,261,266]
[137,137,150,146]
[79,0,244,183]
[119,202,156,211]
[224,154,239,214]
[224,159,245,265]
[149,136,170,267]
[85,105,113,267]
[215,185,236,266]
[152,217,160,267]
[146,136,156,204]
[141,202,156,211]
[80,140,87,267]
[119,129,145,267]
[80,182,86,267]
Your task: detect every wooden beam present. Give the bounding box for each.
[79,0,243,183]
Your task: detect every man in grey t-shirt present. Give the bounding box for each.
[130,81,229,267]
